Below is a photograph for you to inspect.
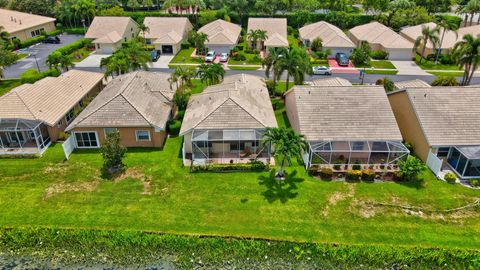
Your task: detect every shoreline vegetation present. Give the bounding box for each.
[1,227,479,269]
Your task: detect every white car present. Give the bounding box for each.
[312,66,332,75]
[219,53,229,62]
[205,51,216,62]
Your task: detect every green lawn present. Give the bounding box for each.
[428,71,465,76]
[415,55,461,71]
[356,60,396,69]
[16,53,29,59]
[0,79,22,96]
[365,69,399,75]
[170,48,203,64]
[228,66,260,70]
[70,47,92,62]
[190,79,207,94]
[274,80,294,95]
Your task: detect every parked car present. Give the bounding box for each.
[312,66,332,75]
[205,51,216,62]
[43,36,60,44]
[335,53,349,66]
[219,53,229,62]
[151,50,160,62]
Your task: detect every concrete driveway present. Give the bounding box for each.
[149,55,174,68]
[3,34,84,79]
[391,61,431,76]
[75,53,111,68]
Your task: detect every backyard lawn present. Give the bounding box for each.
[356,60,396,69]
[0,79,22,96]
[170,47,203,64]
[70,47,92,62]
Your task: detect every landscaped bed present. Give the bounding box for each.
[0,79,22,96]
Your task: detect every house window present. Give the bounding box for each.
[56,119,63,128]
[437,147,450,158]
[65,108,75,123]
[31,31,36,37]
[131,33,134,38]
[124,37,127,42]
[74,132,99,148]
[97,44,101,49]
[35,29,40,36]
[78,99,84,108]
[135,130,150,141]
[104,128,118,138]
[145,39,152,45]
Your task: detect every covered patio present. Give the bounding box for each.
[446,146,480,179]
[0,119,51,155]
[190,129,272,165]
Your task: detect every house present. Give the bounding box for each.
[0,8,56,42]
[299,21,355,56]
[285,85,409,169]
[66,71,175,149]
[85,16,139,54]
[143,17,193,55]
[401,22,480,57]
[180,74,277,165]
[247,18,288,50]
[388,87,480,179]
[198,19,241,54]
[311,77,352,86]
[348,21,413,60]
[0,70,104,155]
[393,79,430,90]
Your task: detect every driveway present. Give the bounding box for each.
[75,53,111,68]
[148,55,174,68]
[3,34,84,79]
[391,61,431,76]
[328,58,359,74]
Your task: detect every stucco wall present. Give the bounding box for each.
[71,127,167,148]
[10,21,56,42]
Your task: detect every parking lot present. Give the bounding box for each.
[3,34,84,79]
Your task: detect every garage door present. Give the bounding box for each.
[74,131,99,148]
[388,49,413,61]
[162,45,173,54]
[327,47,354,57]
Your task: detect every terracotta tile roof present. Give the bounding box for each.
[144,17,192,44]
[349,21,413,49]
[85,16,137,43]
[299,21,355,48]
[247,18,288,47]
[198,19,241,45]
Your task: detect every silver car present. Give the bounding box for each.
[312,66,332,75]
[205,51,216,62]
[219,53,229,62]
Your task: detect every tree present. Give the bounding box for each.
[310,37,323,52]
[98,6,126,16]
[127,0,141,11]
[100,130,127,173]
[74,0,96,26]
[431,75,458,86]
[11,0,55,16]
[169,66,195,90]
[263,47,287,97]
[138,23,150,44]
[254,0,286,16]
[0,47,18,79]
[142,0,154,10]
[414,25,439,64]
[263,127,308,179]
[386,0,416,26]
[196,63,225,85]
[0,26,10,44]
[46,51,62,70]
[59,55,74,71]
[350,43,371,66]
[276,47,312,93]
[460,0,480,26]
[452,34,480,85]
[247,29,267,50]
[398,155,426,182]
[173,91,190,111]
[188,31,209,55]
[362,0,389,13]
[435,16,459,63]
[101,40,152,77]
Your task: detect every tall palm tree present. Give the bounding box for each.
[414,25,440,64]
[255,30,268,50]
[247,29,259,49]
[263,127,308,179]
[452,34,480,85]
[435,17,459,63]
[462,0,480,26]
[170,66,195,90]
[138,23,150,44]
[59,55,74,71]
[196,63,225,85]
[189,31,209,55]
[263,47,286,96]
[276,47,312,93]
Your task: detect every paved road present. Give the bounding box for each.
[4,34,84,79]
[74,66,480,85]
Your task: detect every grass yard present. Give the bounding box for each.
[16,53,28,59]
[190,79,207,94]
[228,66,260,70]
[415,55,461,71]
[356,60,396,69]
[274,80,294,95]
[365,69,399,75]
[170,48,203,64]
[0,79,22,96]
[428,71,465,76]
[70,47,92,62]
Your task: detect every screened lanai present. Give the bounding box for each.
[0,119,51,155]
[446,146,480,179]
[190,129,272,164]
[306,140,409,168]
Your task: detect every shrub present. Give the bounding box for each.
[244,47,255,54]
[370,50,388,60]
[319,167,333,180]
[233,53,246,61]
[431,76,457,86]
[333,160,342,170]
[251,54,261,63]
[168,120,181,136]
[62,28,86,35]
[236,45,244,51]
[46,30,62,37]
[361,169,376,182]
[53,38,91,56]
[180,42,190,50]
[444,172,457,184]
[352,161,361,170]
[470,179,480,187]
[398,155,426,182]
[265,80,275,96]
[346,170,362,181]
[439,54,454,65]
[191,160,269,172]
[176,110,185,120]
[377,77,394,92]
[350,43,371,66]
[100,130,126,173]
[311,37,323,52]
[20,68,61,84]
[19,35,45,48]
[58,131,70,141]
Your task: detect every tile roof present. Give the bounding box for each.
[66,71,175,130]
[285,85,403,141]
[349,21,413,49]
[93,31,122,44]
[393,79,431,90]
[85,16,137,42]
[0,8,55,34]
[144,17,192,44]
[311,77,352,86]
[299,21,355,48]
[0,70,104,126]
[180,74,277,134]
[398,87,480,146]
[247,18,288,47]
[198,19,241,45]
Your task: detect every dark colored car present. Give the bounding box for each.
[43,36,60,44]
[335,52,349,66]
[151,50,160,62]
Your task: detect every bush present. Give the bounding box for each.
[168,120,181,136]
[266,80,275,96]
[176,110,185,120]
[52,38,91,56]
[333,160,342,170]
[346,170,362,181]
[20,68,61,84]
[370,50,388,60]
[46,30,62,37]
[62,28,86,35]
[377,77,394,92]
[350,43,371,66]
[352,161,361,170]
[180,42,190,50]
[470,179,480,187]
[19,35,45,48]
[361,169,376,182]
[233,53,246,61]
[439,54,454,65]
[431,76,457,86]
[444,172,457,184]
[319,167,333,180]
[311,37,323,52]
[191,160,269,172]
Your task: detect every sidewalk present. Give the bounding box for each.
[390,61,430,76]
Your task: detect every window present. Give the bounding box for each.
[131,33,134,38]
[78,99,84,108]
[65,108,75,123]
[31,31,35,37]
[351,142,364,151]
[437,147,450,158]
[97,44,101,49]
[104,128,118,138]
[124,37,127,42]
[35,29,40,35]
[135,130,150,141]
[145,39,152,45]
[56,119,63,128]
[74,132,99,148]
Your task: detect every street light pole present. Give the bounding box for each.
[32,53,41,72]
[81,19,86,33]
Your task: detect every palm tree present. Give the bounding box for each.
[263,47,286,97]
[435,17,459,63]
[256,30,268,51]
[0,47,18,80]
[46,51,62,70]
[143,0,154,10]
[124,41,151,71]
[59,55,74,71]
[462,0,480,26]
[196,63,225,85]
[190,31,209,55]
[263,127,308,179]
[414,25,440,64]
[276,47,312,93]
[247,29,259,49]
[127,0,141,11]
[452,34,480,85]
[170,66,195,90]
[138,23,150,44]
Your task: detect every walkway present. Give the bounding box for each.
[391,61,431,76]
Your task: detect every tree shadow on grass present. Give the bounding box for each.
[258,169,304,204]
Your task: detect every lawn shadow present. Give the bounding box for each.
[258,169,304,203]
[396,178,426,190]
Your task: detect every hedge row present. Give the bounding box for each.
[49,38,91,57]
[61,27,87,35]
[0,227,478,269]
[191,160,270,172]
[19,68,61,84]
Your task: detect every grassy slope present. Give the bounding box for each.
[0,79,22,96]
